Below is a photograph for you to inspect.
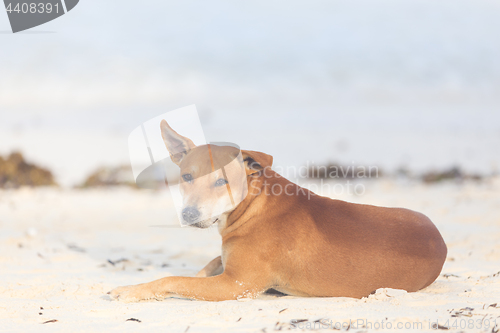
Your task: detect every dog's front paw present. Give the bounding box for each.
[108,284,162,302]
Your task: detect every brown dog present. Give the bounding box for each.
[108,120,447,301]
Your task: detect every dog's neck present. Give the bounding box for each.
[217,171,265,237]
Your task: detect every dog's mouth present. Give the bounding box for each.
[209,218,219,225]
[189,217,219,229]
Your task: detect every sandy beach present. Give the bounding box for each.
[1,178,499,333]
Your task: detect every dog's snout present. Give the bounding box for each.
[182,206,200,223]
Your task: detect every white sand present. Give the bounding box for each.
[1,179,499,332]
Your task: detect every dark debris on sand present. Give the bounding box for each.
[126,318,141,323]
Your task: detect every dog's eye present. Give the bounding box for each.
[182,174,193,183]
[214,178,228,187]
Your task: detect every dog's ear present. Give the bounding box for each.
[241,150,273,175]
[160,119,196,165]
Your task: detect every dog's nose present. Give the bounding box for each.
[182,206,200,223]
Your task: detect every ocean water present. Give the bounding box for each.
[0,0,499,186]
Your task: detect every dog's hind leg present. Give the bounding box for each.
[195,256,223,277]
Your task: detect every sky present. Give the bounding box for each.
[1,0,499,186]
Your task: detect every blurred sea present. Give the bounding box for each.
[1,0,499,186]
